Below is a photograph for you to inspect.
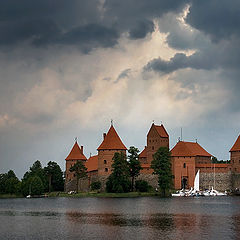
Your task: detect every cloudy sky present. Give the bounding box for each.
[0,0,240,178]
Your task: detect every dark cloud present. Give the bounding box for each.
[129,20,154,39]
[0,0,191,52]
[186,0,240,41]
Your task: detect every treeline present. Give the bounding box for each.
[0,160,64,196]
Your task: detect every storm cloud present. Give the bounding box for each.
[0,0,240,177]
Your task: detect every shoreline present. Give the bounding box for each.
[0,192,161,199]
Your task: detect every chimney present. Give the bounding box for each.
[103,133,106,140]
[81,146,83,154]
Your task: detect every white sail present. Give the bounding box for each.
[194,170,200,192]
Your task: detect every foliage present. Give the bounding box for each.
[135,180,151,192]
[21,160,48,195]
[212,156,230,164]
[44,161,64,192]
[0,170,20,194]
[106,152,131,193]
[151,147,172,197]
[90,181,101,191]
[30,176,44,195]
[128,146,142,191]
[69,160,87,193]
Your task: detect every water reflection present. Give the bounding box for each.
[0,197,239,240]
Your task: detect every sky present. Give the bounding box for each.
[0,0,240,178]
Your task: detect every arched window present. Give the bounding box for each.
[183,163,186,168]
[104,160,107,164]
[152,146,154,150]
[105,168,108,172]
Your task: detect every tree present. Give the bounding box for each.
[0,170,19,194]
[106,152,131,193]
[44,161,64,192]
[128,146,142,191]
[30,176,44,195]
[151,147,172,197]
[135,180,150,192]
[90,181,101,191]
[69,160,87,193]
[21,160,48,195]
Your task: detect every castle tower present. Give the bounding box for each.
[97,124,127,175]
[65,141,87,183]
[230,135,240,173]
[146,123,169,164]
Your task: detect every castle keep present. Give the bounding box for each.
[65,123,240,192]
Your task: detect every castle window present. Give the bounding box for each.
[149,140,151,143]
[183,163,186,168]
[152,146,154,150]
[74,174,76,177]
[105,168,108,172]
[104,160,107,164]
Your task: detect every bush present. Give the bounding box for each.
[106,174,131,193]
[135,180,150,192]
[90,181,101,191]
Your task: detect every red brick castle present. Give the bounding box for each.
[65,123,240,192]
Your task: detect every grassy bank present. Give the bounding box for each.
[0,194,23,198]
[48,191,161,198]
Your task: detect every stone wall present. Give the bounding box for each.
[65,178,89,192]
[231,173,240,190]
[199,172,232,191]
[137,174,158,189]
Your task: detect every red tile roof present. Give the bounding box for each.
[86,155,98,172]
[65,142,87,161]
[97,125,127,150]
[154,124,169,138]
[230,135,240,152]
[171,141,211,157]
[139,146,147,158]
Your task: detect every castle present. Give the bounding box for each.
[65,123,240,192]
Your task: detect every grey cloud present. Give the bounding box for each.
[186,0,240,41]
[144,52,218,74]
[129,20,154,39]
[0,0,191,52]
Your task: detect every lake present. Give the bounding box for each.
[0,196,239,239]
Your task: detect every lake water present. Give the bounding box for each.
[0,196,239,240]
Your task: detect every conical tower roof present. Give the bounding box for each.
[97,125,127,150]
[230,135,240,152]
[66,141,87,161]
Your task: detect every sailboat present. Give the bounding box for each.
[172,170,200,197]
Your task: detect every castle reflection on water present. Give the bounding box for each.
[0,197,239,240]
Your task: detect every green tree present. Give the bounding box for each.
[128,146,142,191]
[0,170,19,194]
[21,160,48,195]
[151,147,172,197]
[44,161,64,192]
[5,177,20,194]
[90,181,101,191]
[30,176,44,195]
[0,173,8,193]
[69,160,87,193]
[135,180,150,192]
[106,152,131,193]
